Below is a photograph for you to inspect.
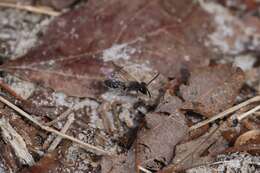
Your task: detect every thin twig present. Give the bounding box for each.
[189,96,260,131]
[212,144,260,156]
[237,105,260,121]
[0,95,111,155]
[42,133,55,150]
[0,81,24,100]
[46,98,97,126]
[184,159,260,172]
[209,160,260,166]
[48,114,75,152]
[0,2,60,16]
[45,107,73,126]
[138,166,152,173]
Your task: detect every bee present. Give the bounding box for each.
[104,63,159,97]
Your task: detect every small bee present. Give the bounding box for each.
[104,63,159,97]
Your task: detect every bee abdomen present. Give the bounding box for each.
[104,79,126,89]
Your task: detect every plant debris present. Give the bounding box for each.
[0,0,259,173]
[180,64,245,117]
[0,117,35,166]
[1,0,216,97]
[136,97,188,171]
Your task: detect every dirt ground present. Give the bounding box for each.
[0,1,260,173]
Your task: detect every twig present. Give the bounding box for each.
[0,2,60,16]
[189,96,260,131]
[184,158,260,172]
[237,105,260,121]
[138,166,152,173]
[209,160,260,166]
[0,117,35,166]
[46,98,98,126]
[48,113,75,152]
[42,133,55,150]
[45,107,73,126]
[212,144,260,156]
[0,81,24,100]
[0,95,111,155]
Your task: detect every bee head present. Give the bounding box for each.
[139,82,151,97]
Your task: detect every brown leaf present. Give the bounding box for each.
[161,126,228,173]
[136,96,188,171]
[235,129,260,147]
[101,151,136,173]
[20,153,59,173]
[2,0,216,97]
[180,64,245,117]
[243,118,260,130]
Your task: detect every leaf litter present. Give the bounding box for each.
[0,0,259,173]
[180,64,245,117]
[1,0,216,97]
[136,96,188,171]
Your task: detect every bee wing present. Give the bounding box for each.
[112,62,140,82]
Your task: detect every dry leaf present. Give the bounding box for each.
[136,96,188,171]
[2,0,216,97]
[20,153,59,173]
[101,151,136,173]
[161,126,228,173]
[235,129,260,147]
[243,118,260,130]
[180,64,245,117]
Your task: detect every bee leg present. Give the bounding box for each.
[123,88,129,96]
[147,89,151,98]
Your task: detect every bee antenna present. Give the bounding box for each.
[147,73,160,86]
[147,89,151,98]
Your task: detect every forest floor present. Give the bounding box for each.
[0,0,260,173]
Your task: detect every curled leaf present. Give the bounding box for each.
[235,129,260,147]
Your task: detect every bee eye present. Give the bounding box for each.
[140,87,147,93]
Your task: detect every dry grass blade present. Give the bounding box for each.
[209,160,260,166]
[189,96,260,131]
[45,107,73,126]
[0,2,60,16]
[138,166,152,173]
[48,114,75,152]
[0,95,112,155]
[237,105,260,121]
